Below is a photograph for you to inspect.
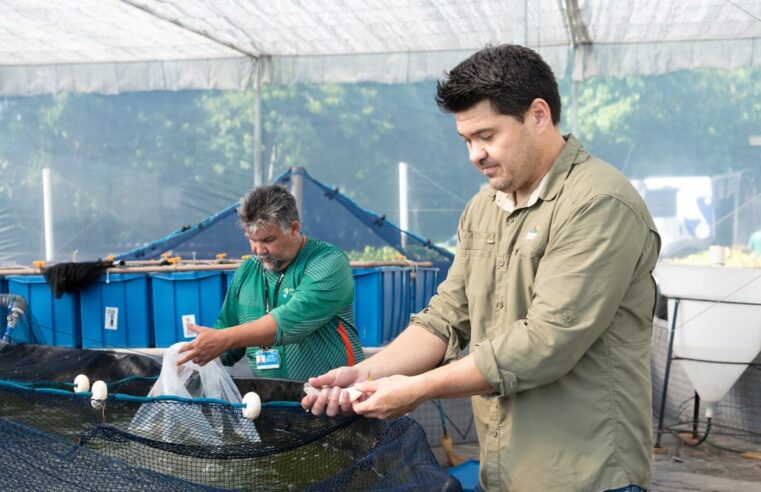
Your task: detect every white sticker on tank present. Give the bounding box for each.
[104,307,119,330]
[182,314,197,338]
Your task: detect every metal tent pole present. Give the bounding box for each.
[291,166,304,219]
[399,162,409,250]
[253,61,263,187]
[42,168,55,262]
[655,298,680,449]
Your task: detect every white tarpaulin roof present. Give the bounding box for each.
[1,0,761,95]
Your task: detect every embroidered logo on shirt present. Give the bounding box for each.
[282,287,291,298]
[525,226,538,241]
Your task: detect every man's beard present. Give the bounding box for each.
[259,255,285,272]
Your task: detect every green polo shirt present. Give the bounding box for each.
[412,135,660,491]
[215,238,364,381]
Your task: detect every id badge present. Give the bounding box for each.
[255,349,281,370]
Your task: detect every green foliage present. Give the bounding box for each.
[573,69,761,178]
[346,246,403,261]
[0,67,759,264]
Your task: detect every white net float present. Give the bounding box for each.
[91,380,108,409]
[73,374,90,393]
[242,392,261,420]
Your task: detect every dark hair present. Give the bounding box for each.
[435,44,561,125]
[238,185,299,233]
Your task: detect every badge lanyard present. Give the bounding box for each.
[262,234,304,313]
[264,273,285,313]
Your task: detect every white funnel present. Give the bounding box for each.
[656,263,761,408]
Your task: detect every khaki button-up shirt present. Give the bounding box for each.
[412,135,660,491]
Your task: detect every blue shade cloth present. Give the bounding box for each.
[116,168,453,278]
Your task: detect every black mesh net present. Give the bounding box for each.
[0,344,460,491]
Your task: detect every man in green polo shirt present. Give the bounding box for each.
[303,45,660,491]
[177,185,363,381]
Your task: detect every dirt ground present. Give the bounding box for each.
[432,432,761,491]
[652,432,761,491]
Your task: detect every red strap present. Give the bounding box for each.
[336,321,356,366]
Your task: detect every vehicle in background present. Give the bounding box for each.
[632,172,754,258]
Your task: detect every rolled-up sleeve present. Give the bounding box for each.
[411,215,473,364]
[474,195,650,396]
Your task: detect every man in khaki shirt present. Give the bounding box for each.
[303,44,660,491]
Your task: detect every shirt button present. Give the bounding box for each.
[496,301,504,309]
[497,258,505,267]
[508,217,515,223]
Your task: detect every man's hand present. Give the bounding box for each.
[176,324,229,366]
[352,375,426,419]
[301,366,371,417]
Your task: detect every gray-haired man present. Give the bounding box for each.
[178,184,364,380]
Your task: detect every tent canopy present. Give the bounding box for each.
[2,0,761,95]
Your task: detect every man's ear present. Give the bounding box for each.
[290,220,301,237]
[528,98,553,134]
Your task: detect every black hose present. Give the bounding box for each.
[692,417,712,446]
[674,417,712,447]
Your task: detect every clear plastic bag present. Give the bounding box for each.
[129,342,260,444]
[147,342,243,402]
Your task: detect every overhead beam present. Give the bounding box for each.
[561,0,592,47]
[119,0,262,59]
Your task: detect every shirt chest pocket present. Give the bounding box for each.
[511,232,548,274]
[459,231,496,258]
[459,231,497,298]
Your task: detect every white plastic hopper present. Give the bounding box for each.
[654,263,761,417]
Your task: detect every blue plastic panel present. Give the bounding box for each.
[6,275,80,347]
[80,273,152,348]
[150,271,225,347]
[224,268,238,291]
[448,460,480,492]
[352,267,411,347]
[410,267,439,315]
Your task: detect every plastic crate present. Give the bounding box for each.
[224,268,238,291]
[80,273,152,348]
[352,266,411,347]
[410,266,438,315]
[6,275,80,347]
[150,271,226,347]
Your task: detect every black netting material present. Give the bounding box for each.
[0,344,460,491]
[41,260,113,298]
